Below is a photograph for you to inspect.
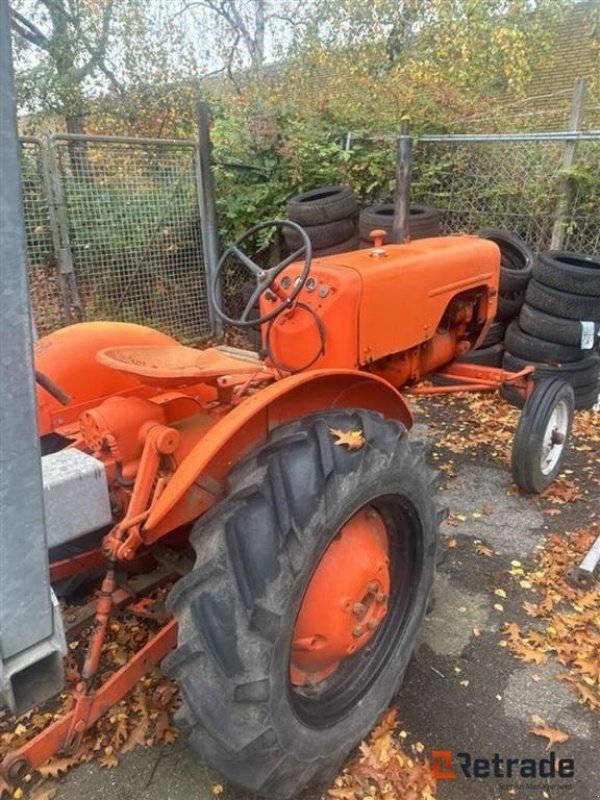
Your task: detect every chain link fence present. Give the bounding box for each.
[412,133,600,255]
[19,134,217,343]
[18,127,599,346]
[51,135,213,343]
[19,138,66,336]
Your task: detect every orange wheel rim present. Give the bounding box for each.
[290,506,390,687]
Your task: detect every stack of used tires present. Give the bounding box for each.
[285,185,359,256]
[478,229,533,322]
[358,204,441,246]
[502,251,600,410]
[458,229,533,367]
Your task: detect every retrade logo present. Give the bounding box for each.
[430,750,575,780]
[431,751,456,779]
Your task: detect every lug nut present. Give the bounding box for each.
[367,620,377,630]
[376,593,388,604]
[352,602,365,617]
[352,625,364,638]
[367,581,379,593]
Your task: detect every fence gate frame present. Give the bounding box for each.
[21,127,221,341]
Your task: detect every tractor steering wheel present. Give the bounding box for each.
[210,220,312,328]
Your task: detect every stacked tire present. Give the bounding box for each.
[455,230,534,368]
[477,229,533,323]
[285,186,359,257]
[502,251,600,410]
[358,204,441,246]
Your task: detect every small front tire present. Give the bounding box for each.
[511,379,574,494]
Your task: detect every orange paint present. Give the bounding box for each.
[35,322,177,435]
[261,235,500,379]
[290,507,390,686]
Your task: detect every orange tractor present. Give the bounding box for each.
[1,221,575,798]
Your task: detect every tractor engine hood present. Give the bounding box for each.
[261,235,500,373]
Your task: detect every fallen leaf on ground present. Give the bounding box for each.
[121,720,148,754]
[329,709,437,799]
[504,524,600,710]
[530,717,570,750]
[540,478,583,504]
[30,787,57,800]
[99,752,119,768]
[37,757,80,779]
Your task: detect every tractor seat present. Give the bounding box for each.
[96,344,272,387]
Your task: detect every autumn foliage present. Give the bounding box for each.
[329,710,437,800]
[504,524,600,713]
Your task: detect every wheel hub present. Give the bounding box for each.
[290,507,390,687]
[541,400,569,474]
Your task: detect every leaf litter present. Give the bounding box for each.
[503,523,600,712]
[0,584,179,797]
[329,709,437,800]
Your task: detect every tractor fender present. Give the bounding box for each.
[35,322,177,435]
[144,369,413,541]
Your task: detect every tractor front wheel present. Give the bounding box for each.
[165,410,441,799]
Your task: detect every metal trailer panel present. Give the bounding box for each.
[0,0,66,712]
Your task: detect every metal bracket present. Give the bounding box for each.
[57,247,74,275]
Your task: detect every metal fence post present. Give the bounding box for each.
[47,136,83,318]
[38,139,72,323]
[550,77,588,250]
[197,101,222,336]
[392,119,412,243]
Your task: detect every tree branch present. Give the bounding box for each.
[72,0,123,91]
[10,7,51,50]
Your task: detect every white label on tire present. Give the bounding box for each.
[580,321,595,350]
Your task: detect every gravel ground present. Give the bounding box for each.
[44,394,600,800]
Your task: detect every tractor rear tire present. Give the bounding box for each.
[511,379,574,494]
[165,409,440,800]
